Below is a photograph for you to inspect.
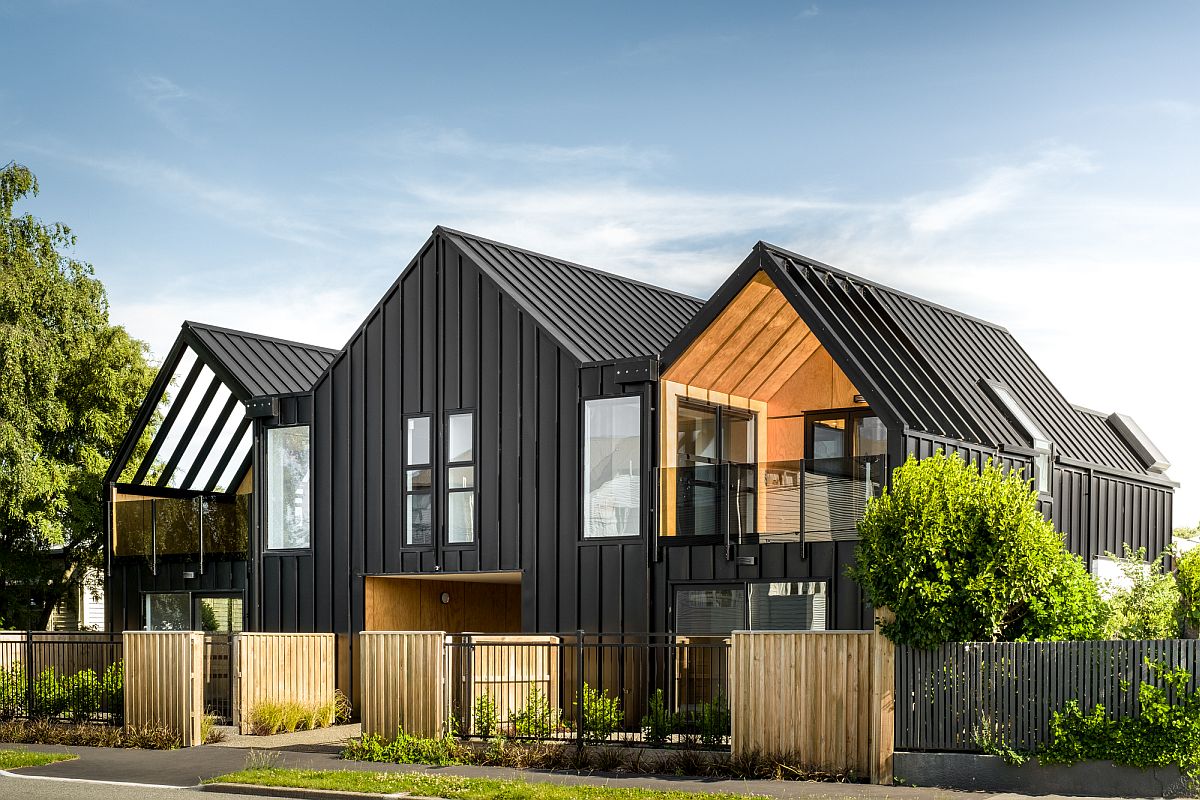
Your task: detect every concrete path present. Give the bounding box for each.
[0,742,1153,799]
[208,723,362,750]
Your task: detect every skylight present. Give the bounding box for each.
[982,381,1051,451]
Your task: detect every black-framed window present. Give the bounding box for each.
[266,425,311,550]
[674,400,757,539]
[583,395,642,539]
[446,411,475,545]
[404,415,433,546]
[143,591,244,632]
[673,580,828,636]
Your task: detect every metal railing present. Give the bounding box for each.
[664,454,887,544]
[0,631,124,724]
[445,632,731,748]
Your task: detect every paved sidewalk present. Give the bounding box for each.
[208,723,361,750]
[0,742,1134,799]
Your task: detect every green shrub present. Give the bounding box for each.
[640,689,676,746]
[852,452,1104,647]
[1040,660,1200,777]
[472,692,498,738]
[342,731,467,766]
[693,691,731,747]
[509,684,559,739]
[0,660,123,722]
[579,683,622,743]
[1100,546,1180,639]
[1177,547,1200,637]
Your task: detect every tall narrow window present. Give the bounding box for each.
[405,416,432,546]
[446,412,475,544]
[583,396,642,538]
[266,425,310,550]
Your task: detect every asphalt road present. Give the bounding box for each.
[0,773,283,799]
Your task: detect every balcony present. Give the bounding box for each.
[662,454,887,544]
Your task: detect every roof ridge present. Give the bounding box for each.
[182,320,339,355]
[436,226,706,306]
[756,241,1009,333]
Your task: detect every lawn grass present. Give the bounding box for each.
[209,767,764,800]
[0,749,76,769]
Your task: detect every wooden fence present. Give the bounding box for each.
[360,631,445,738]
[233,632,336,734]
[895,639,1200,753]
[123,632,204,746]
[730,631,894,783]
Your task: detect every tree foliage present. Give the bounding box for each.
[1099,546,1180,640]
[851,451,1103,647]
[1176,546,1200,638]
[0,163,156,629]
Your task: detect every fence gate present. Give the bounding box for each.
[729,631,894,784]
[203,633,235,724]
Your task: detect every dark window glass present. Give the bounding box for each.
[145,593,190,631]
[406,493,432,546]
[202,496,249,556]
[155,497,200,557]
[113,498,153,558]
[674,587,747,636]
[748,582,827,631]
[677,405,718,463]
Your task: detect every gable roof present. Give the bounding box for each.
[663,241,1166,480]
[183,321,338,400]
[441,227,705,363]
[104,322,335,492]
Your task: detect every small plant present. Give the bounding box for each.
[472,692,498,738]
[509,683,559,739]
[579,683,622,743]
[640,689,676,746]
[243,749,281,770]
[248,701,285,735]
[693,691,731,746]
[341,731,466,766]
[280,702,307,733]
[973,718,1029,765]
[247,693,348,735]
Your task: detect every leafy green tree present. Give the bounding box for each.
[1174,546,1200,638]
[851,452,1104,647]
[1098,546,1180,640]
[0,163,156,629]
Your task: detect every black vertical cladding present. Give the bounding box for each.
[310,231,643,640]
[258,394,316,632]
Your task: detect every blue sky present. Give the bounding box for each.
[3,0,1198,523]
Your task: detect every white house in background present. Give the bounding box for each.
[1176,536,1199,556]
[48,568,105,631]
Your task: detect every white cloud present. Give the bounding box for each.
[907,145,1095,234]
[129,75,216,144]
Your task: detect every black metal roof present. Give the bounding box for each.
[663,241,1164,479]
[182,321,337,400]
[441,227,705,363]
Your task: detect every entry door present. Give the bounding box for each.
[675,403,756,539]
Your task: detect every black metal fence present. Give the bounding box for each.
[203,633,235,724]
[0,632,124,724]
[445,632,731,748]
[896,639,1200,753]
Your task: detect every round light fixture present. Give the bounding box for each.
[440,592,451,605]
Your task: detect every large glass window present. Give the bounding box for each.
[145,593,191,631]
[446,412,475,544]
[266,426,311,550]
[583,396,642,538]
[748,581,827,631]
[675,587,747,636]
[405,415,433,546]
[674,581,829,636]
[196,595,244,632]
[674,402,756,539]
